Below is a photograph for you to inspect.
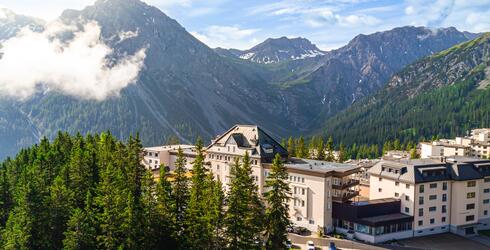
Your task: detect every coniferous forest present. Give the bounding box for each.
[0,132,291,250]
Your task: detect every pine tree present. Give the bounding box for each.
[225,153,264,249]
[410,148,420,159]
[48,176,73,249]
[325,136,335,161]
[295,136,308,158]
[63,192,97,250]
[205,172,225,249]
[338,143,347,163]
[172,147,189,245]
[316,137,326,160]
[264,154,291,250]
[287,137,295,158]
[185,138,213,248]
[153,166,177,248]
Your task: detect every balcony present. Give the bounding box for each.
[332,179,360,190]
[333,190,359,202]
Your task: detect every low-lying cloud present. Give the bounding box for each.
[0,21,146,101]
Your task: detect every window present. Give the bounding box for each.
[484,199,490,204]
[405,196,410,201]
[430,183,437,189]
[395,192,399,197]
[429,206,436,212]
[485,210,488,216]
[395,181,399,186]
[294,187,297,194]
[419,185,424,193]
[467,203,475,210]
[442,194,447,202]
[418,220,423,226]
[302,200,305,207]
[379,177,383,181]
[418,208,423,216]
[443,182,447,190]
[302,188,306,195]
[485,188,490,193]
[442,205,447,213]
[297,217,302,221]
[466,215,475,222]
[467,192,476,199]
[378,188,382,192]
[405,207,409,213]
[302,177,305,183]
[309,220,315,224]
[485,178,490,183]
[430,218,435,224]
[429,195,437,200]
[419,196,424,205]
[406,184,410,189]
[468,181,476,187]
[442,217,446,223]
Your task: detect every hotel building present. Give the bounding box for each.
[143,125,360,233]
[421,128,490,159]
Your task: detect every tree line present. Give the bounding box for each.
[281,136,420,162]
[0,132,291,249]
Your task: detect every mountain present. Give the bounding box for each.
[0,8,44,40]
[322,33,490,146]
[216,37,326,64]
[0,0,291,159]
[272,26,479,130]
[0,0,481,160]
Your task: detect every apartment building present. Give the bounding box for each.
[143,124,360,233]
[368,157,490,239]
[421,128,490,159]
[143,144,196,178]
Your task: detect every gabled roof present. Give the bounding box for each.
[206,124,288,161]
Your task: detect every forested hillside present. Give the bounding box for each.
[322,33,490,146]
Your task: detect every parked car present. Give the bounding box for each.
[329,242,337,250]
[307,240,315,250]
[285,239,292,249]
[290,226,309,235]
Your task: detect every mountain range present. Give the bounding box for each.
[0,0,485,159]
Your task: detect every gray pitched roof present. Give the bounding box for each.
[369,158,490,183]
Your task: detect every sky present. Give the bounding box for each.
[1,0,490,50]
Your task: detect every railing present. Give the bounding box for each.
[332,190,359,202]
[332,179,360,190]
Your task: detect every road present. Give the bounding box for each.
[288,233,389,250]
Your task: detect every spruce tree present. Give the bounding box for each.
[264,154,291,250]
[287,137,296,158]
[296,136,308,158]
[172,147,189,245]
[325,136,335,161]
[338,143,347,163]
[316,137,326,160]
[63,192,97,250]
[185,138,213,248]
[225,153,264,249]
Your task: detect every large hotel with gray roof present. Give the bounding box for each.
[142,124,490,243]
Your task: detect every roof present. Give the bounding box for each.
[369,157,490,183]
[144,144,195,152]
[282,158,359,176]
[206,124,288,161]
[361,213,413,224]
[351,198,399,206]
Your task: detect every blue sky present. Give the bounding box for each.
[1,0,490,50]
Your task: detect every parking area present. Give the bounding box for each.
[396,233,490,250]
[289,233,389,250]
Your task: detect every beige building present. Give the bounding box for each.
[144,124,360,233]
[421,128,490,159]
[369,157,490,237]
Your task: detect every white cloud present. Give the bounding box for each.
[0,21,147,101]
[191,25,259,49]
